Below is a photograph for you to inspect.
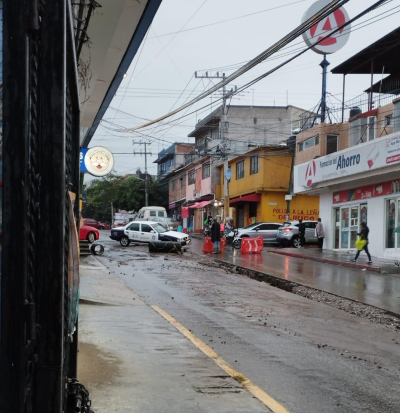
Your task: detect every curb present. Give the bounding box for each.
[190,250,400,319]
[79,297,117,306]
[270,250,382,273]
[212,258,400,320]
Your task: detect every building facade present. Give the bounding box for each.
[154,143,194,178]
[172,104,314,232]
[293,28,400,258]
[219,146,319,228]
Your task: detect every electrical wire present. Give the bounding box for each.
[147,0,308,40]
[123,0,354,131]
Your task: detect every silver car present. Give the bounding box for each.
[276,220,318,248]
[237,222,282,244]
[150,217,179,231]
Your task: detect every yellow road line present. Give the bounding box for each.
[152,305,291,413]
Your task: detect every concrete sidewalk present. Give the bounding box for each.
[270,247,400,274]
[78,255,268,413]
[187,238,400,316]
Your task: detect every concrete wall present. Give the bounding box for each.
[295,123,350,165]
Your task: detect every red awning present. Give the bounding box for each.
[189,200,212,209]
[230,193,261,204]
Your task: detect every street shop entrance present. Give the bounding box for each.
[333,203,368,250]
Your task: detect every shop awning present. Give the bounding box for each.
[169,203,176,209]
[230,194,261,204]
[189,200,212,209]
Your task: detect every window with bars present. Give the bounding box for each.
[181,174,186,188]
[188,169,195,185]
[236,161,244,180]
[250,155,259,175]
[326,135,338,155]
[171,179,176,190]
[202,163,210,179]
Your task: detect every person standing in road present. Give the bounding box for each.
[298,219,306,247]
[316,218,325,250]
[351,221,372,264]
[211,218,221,254]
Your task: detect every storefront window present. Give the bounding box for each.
[386,199,396,248]
[334,208,340,249]
[341,208,349,249]
[397,201,400,248]
[360,204,368,224]
[350,206,359,248]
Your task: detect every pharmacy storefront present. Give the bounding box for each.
[294,132,400,258]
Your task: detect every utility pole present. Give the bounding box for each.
[132,140,152,207]
[195,72,236,221]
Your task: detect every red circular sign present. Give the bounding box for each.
[302,0,351,55]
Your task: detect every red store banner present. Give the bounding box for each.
[333,179,400,204]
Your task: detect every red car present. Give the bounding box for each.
[83,218,109,230]
[99,221,111,230]
[79,225,100,243]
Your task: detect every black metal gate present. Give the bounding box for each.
[1,1,80,412]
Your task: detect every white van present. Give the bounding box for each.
[137,206,167,220]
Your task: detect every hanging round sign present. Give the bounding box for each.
[83,146,114,177]
[302,0,351,55]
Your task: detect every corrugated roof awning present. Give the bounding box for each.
[331,27,400,75]
[230,193,261,204]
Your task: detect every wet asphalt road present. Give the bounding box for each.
[95,232,400,413]
[188,238,400,315]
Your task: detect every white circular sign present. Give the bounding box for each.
[84,146,114,177]
[302,0,351,55]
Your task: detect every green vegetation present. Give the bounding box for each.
[82,170,168,222]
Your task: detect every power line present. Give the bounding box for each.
[147,0,308,40]
[123,0,353,132]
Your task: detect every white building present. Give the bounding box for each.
[294,125,400,259]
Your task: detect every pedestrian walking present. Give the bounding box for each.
[298,219,306,247]
[211,218,221,254]
[316,218,325,250]
[351,222,372,264]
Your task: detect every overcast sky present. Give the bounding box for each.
[86,0,400,183]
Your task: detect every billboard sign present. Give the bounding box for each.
[294,132,400,193]
[302,0,351,55]
[80,146,114,177]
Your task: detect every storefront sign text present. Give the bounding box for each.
[333,179,400,204]
[295,131,400,193]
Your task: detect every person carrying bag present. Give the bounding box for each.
[351,222,372,264]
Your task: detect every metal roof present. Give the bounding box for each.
[331,27,400,75]
[364,74,400,95]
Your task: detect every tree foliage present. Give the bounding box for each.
[82,171,168,222]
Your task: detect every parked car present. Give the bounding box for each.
[110,221,190,247]
[99,221,111,230]
[276,220,318,248]
[79,225,100,243]
[237,222,282,244]
[83,218,109,230]
[113,219,128,227]
[150,217,179,231]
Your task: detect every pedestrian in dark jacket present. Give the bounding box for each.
[351,222,372,264]
[316,218,325,250]
[298,219,306,247]
[211,218,221,254]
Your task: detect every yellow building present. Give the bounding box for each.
[218,146,319,227]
